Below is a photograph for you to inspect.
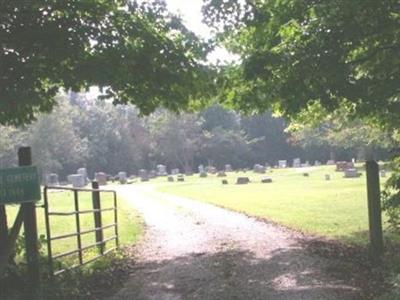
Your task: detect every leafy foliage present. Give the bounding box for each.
[0,94,396,178]
[204,0,400,128]
[0,0,212,125]
[287,106,399,160]
[383,158,400,232]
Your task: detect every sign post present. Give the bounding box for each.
[18,147,40,291]
[366,160,384,260]
[0,147,41,294]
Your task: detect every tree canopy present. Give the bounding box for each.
[0,0,212,125]
[204,0,400,128]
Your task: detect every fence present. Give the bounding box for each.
[43,182,118,276]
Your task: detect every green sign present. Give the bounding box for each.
[0,166,41,204]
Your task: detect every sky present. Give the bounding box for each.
[166,0,211,38]
[166,0,237,64]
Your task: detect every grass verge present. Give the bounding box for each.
[156,165,387,245]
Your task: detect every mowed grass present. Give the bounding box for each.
[156,165,388,245]
[5,188,142,267]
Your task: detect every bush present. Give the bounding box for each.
[382,157,400,232]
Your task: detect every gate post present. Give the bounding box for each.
[18,147,40,288]
[366,160,384,260]
[0,206,8,256]
[91,181,104,254]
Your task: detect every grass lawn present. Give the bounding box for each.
[155,165,389,245]
[5,188,142,267]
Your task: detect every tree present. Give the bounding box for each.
[74,99,151,176]
[204,0,400,128]
[240,112,300,164]
[26,95,88,176]
[0,0,211,125]
[201,104,239,131]
[200,126,252,168]
[0,125,25,168]
[149,112,204,172]
[285,104,398,160]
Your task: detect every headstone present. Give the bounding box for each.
[325,174,331,181]
[314,160,322,166]
[225,164,233,172]
[336,161,354,172]
[77,168,89,185]
[326,160,335,165]
[253,164,266,174]
[149,170,157,179]
[236,177,250,185]
[344,168,361,178]
[156,164,168,176]
[199,171,207,178]
[118,171,127,184]
[45,173,59,186]
[303,172,309,177]
[167,176,174,182]
[95,172,107,185]
[67,174,86,188]
[293,158,301,168]
[206,166,217,174]
[380,170,387,178]
[139,169,149,182]
[177,174,185,182]
[198,165,205,173]
[185,171,194,176]
[171,168,180,175]
[278,160,287,168]
[222,179,228,185]
[261,177,272,183]
[217,171,227,177]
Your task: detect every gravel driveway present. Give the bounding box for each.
[109,185,363,300]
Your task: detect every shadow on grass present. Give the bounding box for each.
[111,246,383,300]
[337,228,400,248]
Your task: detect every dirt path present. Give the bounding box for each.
[109,185,363,300]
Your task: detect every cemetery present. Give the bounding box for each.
[155,163,387,244]
[1,0,399,299]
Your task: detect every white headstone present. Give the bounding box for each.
[171,168,180,175]
[293,158,301,168]
[67,174,86,188]
[95,172,107,185]
[118,171,127,184]
[45,173,59,186]
[344,168,360,178]
[278,160,287,168]
[156,164,168,176]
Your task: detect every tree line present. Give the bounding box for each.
[0,93,396,180]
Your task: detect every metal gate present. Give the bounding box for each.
[43,183,119,276]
